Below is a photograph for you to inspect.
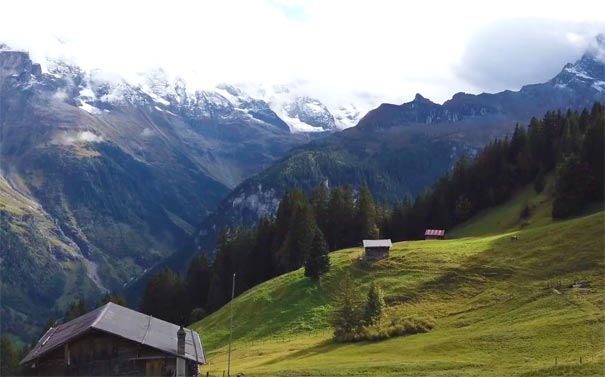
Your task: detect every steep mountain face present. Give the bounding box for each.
[0,46,327,339]
[234,83,361,132]
[144,39,605,284]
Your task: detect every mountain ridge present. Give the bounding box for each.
[0,45,336,340]
[146,39,605,289]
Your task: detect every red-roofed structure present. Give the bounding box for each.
[424,229,445,240]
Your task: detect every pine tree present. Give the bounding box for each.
[454,195,473,222]
[552,154,595,219]
[533,167,545,193]
[311,184,330,235]
[327,187,357,250]
[363,282,385,326]
[358,184,379,239]
[205,228,234,311]
[304,230,330,282]
[97,293,128,308]
[331,272,361,339]
[581,106,604,200]
[249,217,277,285]
[64,297,89,321]
[279,195,317,272]
[185,254,211,312]
[139,269,187,324]
[0,336,19,376]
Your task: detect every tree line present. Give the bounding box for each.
[138,184,385,324]
[5,104,601,373]
[140,103,603,325]
[382,102,604,239]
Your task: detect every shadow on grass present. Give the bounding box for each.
[257,338,338,367]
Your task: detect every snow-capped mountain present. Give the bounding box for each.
[149,35,605,291]
[550,34,605,93]
[230,82,360,132]
[56,62,354,134]
[0,44,329,338]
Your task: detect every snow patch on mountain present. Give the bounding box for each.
[79,102,101,114]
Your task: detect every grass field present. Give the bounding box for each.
[193,188,605,376]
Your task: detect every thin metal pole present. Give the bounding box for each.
[227,273,236,376]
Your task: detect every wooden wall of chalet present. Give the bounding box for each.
[365,247,390,261]
[28,330,197,377]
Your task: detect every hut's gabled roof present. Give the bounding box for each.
[362,239,392,248]
[424,229,446,237]
[21,302,205,365]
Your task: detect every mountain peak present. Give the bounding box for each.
[414,93,427,101]
[410,93,436,106]
[582,33,605,63]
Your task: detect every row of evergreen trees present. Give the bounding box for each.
[139,103,603,326]
[383,103,604,239]
[138,184,384,324]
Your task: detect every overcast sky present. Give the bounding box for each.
[1,0,604,109]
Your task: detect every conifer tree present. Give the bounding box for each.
[331,272,361,339]
[304,230,330,282]
[278,193,318,272]
[185,254,211,312]
[97,293,128,308]
[454,195,473,222]
[363,281,385,326]
[249,217,277,284]
[64,297,89,321]
[139,269,187,324]
[0,336,19,376]
[358,184,379,239]
[311,184,330,235]
[552,154,595,219]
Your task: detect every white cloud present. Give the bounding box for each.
[1,0,604,110]
[454,19,605,92]
[59,131,104,145]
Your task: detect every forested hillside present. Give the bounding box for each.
[136,103,604,324]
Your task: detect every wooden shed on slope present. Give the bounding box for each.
[20,302,206,377]
[424,229,445,240]
[363,239,392,261]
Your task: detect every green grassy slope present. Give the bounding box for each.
[448,178,555,238]
[193,191,605,376]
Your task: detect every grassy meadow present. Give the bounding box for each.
[193,188,605,376]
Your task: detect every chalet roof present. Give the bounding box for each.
[363,239,392,248]
[424,229,446,236]
[21,302,205,365]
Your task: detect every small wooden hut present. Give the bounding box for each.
[363,239,392,261]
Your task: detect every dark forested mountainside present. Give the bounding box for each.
[205,38,605,234]
[136,103,604,324]
[127,39,605,299]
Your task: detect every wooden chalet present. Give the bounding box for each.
[362,239,392,261]
[20,302,206,377]
[424,229,445,240]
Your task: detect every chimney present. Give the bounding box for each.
[177,326,186,356]
[176,326,186,377]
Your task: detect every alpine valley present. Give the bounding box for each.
[1,35,604,342]
[135,35,605,294]
[0,44,355,340]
